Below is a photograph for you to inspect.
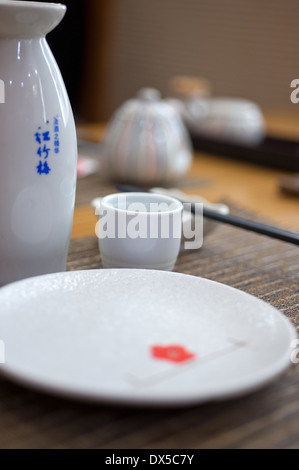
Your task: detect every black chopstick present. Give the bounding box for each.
[116,184,299,246]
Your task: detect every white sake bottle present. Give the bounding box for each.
[0,1,77,285]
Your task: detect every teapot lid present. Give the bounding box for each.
[109,87,182,126]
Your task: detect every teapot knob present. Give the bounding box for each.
[137,87,161,102]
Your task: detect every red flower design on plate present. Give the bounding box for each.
[151,344,196,364]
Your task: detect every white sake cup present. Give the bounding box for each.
[96,192,183,271]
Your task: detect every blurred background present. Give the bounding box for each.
[29,0,298,123]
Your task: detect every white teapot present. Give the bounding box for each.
[103,88,193,185]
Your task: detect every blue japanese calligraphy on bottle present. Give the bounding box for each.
[35,121,52,174]
[0,2,77,285]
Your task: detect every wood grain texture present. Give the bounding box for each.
[1,203,299,449]
[0,208,299,449]
[1,115,299,449]
[74,110,299,239]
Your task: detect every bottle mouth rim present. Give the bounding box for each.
[0,1,66,10]
[0,1,66,39]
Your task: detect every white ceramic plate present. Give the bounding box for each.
[0,269,296,407]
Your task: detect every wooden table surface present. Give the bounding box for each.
[73,109,299,240]
[1,109,299,450]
